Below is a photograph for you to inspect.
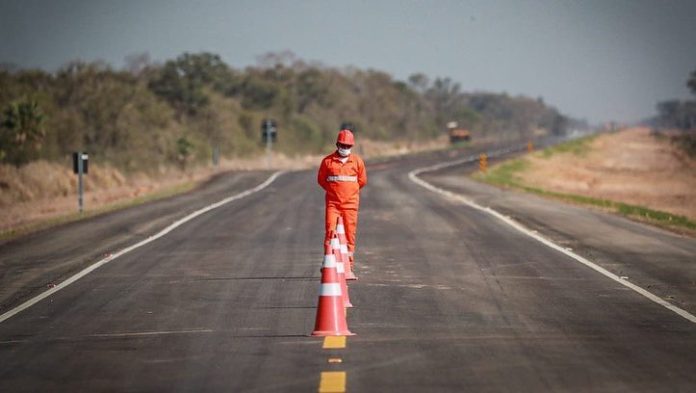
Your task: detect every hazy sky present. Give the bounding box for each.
[2,0,695,123]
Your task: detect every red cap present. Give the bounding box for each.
[337,129,355,146]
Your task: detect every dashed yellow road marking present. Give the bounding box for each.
[328,358,343,363]
[323,336,346,349]
[319,371,346,392]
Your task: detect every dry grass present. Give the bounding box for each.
[0,137,449,237]
[520,127,696,221]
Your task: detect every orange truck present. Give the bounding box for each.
[447,121,471,143]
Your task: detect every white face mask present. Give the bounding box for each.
[337,147,351,157]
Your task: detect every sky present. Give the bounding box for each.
[1,0,695,124]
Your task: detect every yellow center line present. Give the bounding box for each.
[323,336,347,349]
[319,371,346,393]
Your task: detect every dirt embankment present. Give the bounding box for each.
[520,127,696,220]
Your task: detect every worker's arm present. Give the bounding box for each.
[357,157,367,189]
[317,160,329,190]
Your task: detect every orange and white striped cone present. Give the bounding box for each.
[311,246,354,336]
[330,234,353,308]
[336,217,357,280]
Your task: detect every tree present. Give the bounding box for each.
[238,74,280,110]
[176,136,193,169]
[0,99,45,166]
[296,68,330,113]
[149,52,234,115]
[407,73,430,93]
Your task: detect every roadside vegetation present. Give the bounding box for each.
[0,51,584,237]
[652,68,696,157]
[539,134,597,158]
[0,51,576,172]
[475,134,696,234]
[476,68,696,235]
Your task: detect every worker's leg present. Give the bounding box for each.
[341,208,359,270]
[324,204,341,248]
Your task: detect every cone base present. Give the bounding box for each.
[346,271,358,280]
[311,330,355,337]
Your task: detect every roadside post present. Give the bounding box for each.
[72,152,89,213]
[212,146,220,167]
[479,153,488,173]
[527,141,534,153]
[261,119,277,169]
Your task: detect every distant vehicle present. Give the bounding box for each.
[447,121,471,143]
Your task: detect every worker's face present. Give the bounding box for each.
[336,143,353,157]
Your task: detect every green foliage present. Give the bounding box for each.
[238,74,280,110]
[656,100,696,130]
[476,157,696,232]
[0,51,576,171]
[539,135,597,158]
[176,136,193,169]
[654,68,696,132]
[149,52,234,115]
[0,99,45,166]
[475,158,529,186]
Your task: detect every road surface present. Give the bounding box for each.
[1,146,695,392]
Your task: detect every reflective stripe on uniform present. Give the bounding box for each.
[326,175,358,182]
[320,283,342,297]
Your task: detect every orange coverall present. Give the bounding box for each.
[317,151,367,254]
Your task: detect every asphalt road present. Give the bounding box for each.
[1,146,695,392]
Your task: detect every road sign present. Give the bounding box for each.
[261,119,277,143]
[72,152,88,213]
[72,152,89,174]
[261,119,277,168]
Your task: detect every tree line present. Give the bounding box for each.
[653,68,696,155]
[654,69,696,130]
[0,51,575,170]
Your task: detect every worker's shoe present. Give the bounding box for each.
[346,255,357,280]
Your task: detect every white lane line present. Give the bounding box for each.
[408,164,696,325]
[0,171,285,325]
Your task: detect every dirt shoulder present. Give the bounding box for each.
[1,136,449,240]
[519,127,696,221]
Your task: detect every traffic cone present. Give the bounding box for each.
[336,217,357,280]
[330,234,353,308]
[311,245,354,336]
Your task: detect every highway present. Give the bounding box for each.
[1,145,695,392]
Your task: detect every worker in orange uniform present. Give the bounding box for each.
[318,129,367,279]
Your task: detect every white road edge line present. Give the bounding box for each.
[0,171,285,325]
[408,160,696,325]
